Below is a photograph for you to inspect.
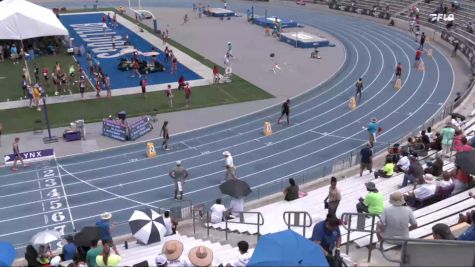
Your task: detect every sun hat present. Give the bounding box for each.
[162,240,184,261]
[155,254,168,266]
[222,151,231,157]
[424,174,436,184]
[100,212,112,220]
[188,246,213,267]
[389,191,405,206]
[371,117,377,122]
[176,160,182,166]
[365,182,376,191]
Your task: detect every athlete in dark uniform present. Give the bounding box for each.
[12,137,27,171]
[277,99,291,125]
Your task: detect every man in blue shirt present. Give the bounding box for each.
[62,235,77,261]
[95,212,120,255]
[366,118,379,147]
[310,215,341,266]
[458,211,475,241]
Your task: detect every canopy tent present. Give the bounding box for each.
[0,0,68,40]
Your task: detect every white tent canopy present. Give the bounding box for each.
[0,0,68,40]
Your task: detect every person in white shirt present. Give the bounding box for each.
[162,240,185,267]
[210,198,228,224]
[437,171,454,188]
[404,174,437,207]
[223,151,235,178]
[396,152,410,172]
[163,211,177,236]
[227,241,250,267]
[229,197,244,217]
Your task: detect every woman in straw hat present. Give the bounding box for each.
[187,246,214,267]
[376,191,418,241]
[162,240,185,266]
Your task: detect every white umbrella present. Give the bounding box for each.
[31,230,61,245]
[128,208,167,245]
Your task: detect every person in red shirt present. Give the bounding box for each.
[395,62,403,79]
[184,82,191,107]
[178,75,185,90]
[213,65,219,84]
[414,49,423,67]
[140,77,147,97]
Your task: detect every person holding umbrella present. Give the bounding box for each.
[169,161,189,200]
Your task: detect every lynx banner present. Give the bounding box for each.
[4,149,55,165]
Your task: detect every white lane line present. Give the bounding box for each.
[309,130,370,143]
[55,159,76,231]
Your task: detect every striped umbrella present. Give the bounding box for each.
[128,208,166,245]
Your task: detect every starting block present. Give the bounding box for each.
[263,122,272,136]
[147,142,157,158]
[348,96,356,111]
[394,78,402,90]
[427,48,433,59]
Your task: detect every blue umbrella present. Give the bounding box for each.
[0,242,15,267]
[248,230,329,266]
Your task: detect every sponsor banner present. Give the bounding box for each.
[4,149,55,165]
[102,119,128,141]
[129,117,153,141]
[440,31,475,72]
[328,3,391,20]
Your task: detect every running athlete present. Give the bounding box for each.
[395,62,403,79]
[355,78,363,101]
[160,121,170,151]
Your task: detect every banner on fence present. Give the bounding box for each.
[4,149,55,165]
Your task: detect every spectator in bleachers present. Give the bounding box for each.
[96,243,121,267]
[450,166,472,194]
[310,215,341,266]
[356,182,384,215]
[359,143,373,177]
[403,174,438,207]
[162,240,185,266]
[459,209,475,224]
[24,245,38,267]
[395,151,410,173]
[438,171,454,188]
[95,212,119,256]
[226,241,250,267]
[432,223,456,240]
[424,153,443,176]
[86,240,103,267]
[62,235,77,261]
[210,198,228,223]
[458,211,475,241]
[188,246,213,267]
[453,129,464,151]
[325,176,341,217]
[155,254,167,267]
[374,158,395,179]
[400,156,424,188]
[430,132,442,151]
[455,137,474,152]
[163,211,178,236]
[376,191,417,241]
[420,130,431,148]
[283,178,299,201]
[37,245,52,265]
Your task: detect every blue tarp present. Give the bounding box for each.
[0,242,15,267]
[248,230,329,266]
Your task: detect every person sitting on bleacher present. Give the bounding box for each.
[356,182,384,215]
[432,223,456,240]
[458,211,475,241]
[450,166,472,195]
[209,198,229,224]
[376,192,417,242]
[454,136,474,153]
[283,178,299,201]
[403,174,438,207]
[424,153,444,177]
[400,156,424,188]
[162,240,185,266]
[374,158,394,179]
[430,132,443,151]
[395,151,410,173]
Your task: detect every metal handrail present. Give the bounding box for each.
[224,211,264,240]
[341,212,381,263]
[380,237,475,265]
[282,211,313,237]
